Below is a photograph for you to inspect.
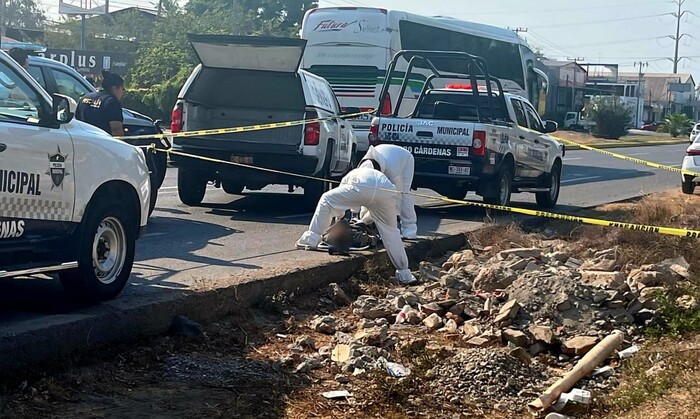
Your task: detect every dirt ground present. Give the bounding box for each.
[0,190,698,419]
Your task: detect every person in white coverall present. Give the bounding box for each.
[296,163,418,285]
[361,145,418,239]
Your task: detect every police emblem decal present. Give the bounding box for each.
[46,146,70,189]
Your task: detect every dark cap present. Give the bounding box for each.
[101,69,124,90]
[8,48,28,66]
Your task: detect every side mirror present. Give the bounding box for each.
[544,120,558,133]
[52,93,75,125]
[154,119,162,127]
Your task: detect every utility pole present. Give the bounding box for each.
[0,0,5,49]
[670,0,690,74]
[635,61,648,126]
[157,0,163,17]
[232,0,237,35]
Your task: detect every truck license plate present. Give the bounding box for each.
[448,166,470,176]
[231,155,253,164]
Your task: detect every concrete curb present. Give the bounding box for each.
[0,233,467,372]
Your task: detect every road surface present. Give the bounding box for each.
[0,143,688,324]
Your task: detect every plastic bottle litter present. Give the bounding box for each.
[552,388,591,412]
[618,344,640,359]
[545,414,573,419]
[395,305,412,324]
[321,390,352,399]
[379,357,411,378]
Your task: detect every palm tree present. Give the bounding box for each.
[659,113,692,138]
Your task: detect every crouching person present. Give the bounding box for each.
[296,163,417,285]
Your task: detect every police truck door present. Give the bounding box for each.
[0,60,75,253]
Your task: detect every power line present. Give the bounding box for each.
[526,30,582,59]
[448,0,664,16]
[558,36,668,48]
[529,13,669,29]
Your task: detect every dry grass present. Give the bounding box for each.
[518,191,700,274]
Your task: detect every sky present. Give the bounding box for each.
[37,0,700,79]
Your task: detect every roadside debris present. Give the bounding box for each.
[169,315,203,338]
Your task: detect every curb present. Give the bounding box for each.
[0,233,468,372]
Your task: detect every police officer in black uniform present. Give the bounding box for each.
[76,70,125,136]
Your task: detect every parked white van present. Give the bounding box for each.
[170,35,358,205]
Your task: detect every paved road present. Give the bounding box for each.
[0,143,687,324]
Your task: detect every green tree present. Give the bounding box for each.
[587,97,631,140]
[659,113,693,138]
[2,0,45,41]
[126,0,317,120]
[44,9,156,52]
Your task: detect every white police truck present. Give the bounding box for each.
[0,51,150,303]
[369,50,564,208]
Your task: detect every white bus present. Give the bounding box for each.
[300,7,549,156]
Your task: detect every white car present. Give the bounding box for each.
[682,135,700,194]
[690,123,700,143]
[0,51,151,303]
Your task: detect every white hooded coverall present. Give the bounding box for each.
[296,166,417,285]
[362,145,418,239]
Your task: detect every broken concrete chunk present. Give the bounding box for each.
[556,300,573,312]
[498,247,542,260]
[502,329,530,348]
[444,319,459,333]
[422,313,444,331]
[419,261,442,282]
[528,325,556,344]
[352,295,393,320]
[509,347,532,365]
[354,326,388,347]
[463,323,481,339]
[562,336,599,356]
[473,265,519,292]
[494,300,521,325]
[466,336,490,347]
[580,271,624,289]
[328,283,353,306]
[420,302,444,316]
[310,316,337,334]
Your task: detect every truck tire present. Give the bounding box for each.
[443,187,469,201]
[682,176,696,194]
[222,180,244,195]
[178,168,208,206]
[484,166,513,207]
[536,161,562,208]
[59,196,136,303]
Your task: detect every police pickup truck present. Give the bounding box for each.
[0,51,150,303]
[369,51,564,208]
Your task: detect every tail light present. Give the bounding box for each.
[369,120,379,145]
[471,130,486,157]
[170,103,183,133]
[304,111,321,145]
[687,148,700,156]
[380,92,392,116]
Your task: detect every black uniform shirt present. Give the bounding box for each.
[76,90,123,134]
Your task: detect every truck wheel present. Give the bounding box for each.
[59,196,136,303]
[178,168,208,206]
[682,176,696,194]
[536,161,562,208]
[484,166,512,207]
[222,180,244,195]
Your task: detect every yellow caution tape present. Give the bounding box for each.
[150,147,700,239]
[116,110,375,141]
[553,135,700,178]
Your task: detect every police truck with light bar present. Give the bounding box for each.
[369,50,564,208]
